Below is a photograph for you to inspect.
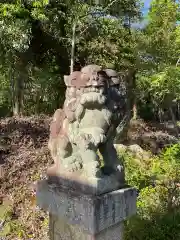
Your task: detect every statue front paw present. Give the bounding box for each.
[93,133,106,146]
[68,159,83,173]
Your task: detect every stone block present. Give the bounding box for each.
[49,214,123,240]
[47,174,125,195]
[36,178,136,239]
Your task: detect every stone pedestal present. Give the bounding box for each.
[49,215,124,240]
[36,177,136,240]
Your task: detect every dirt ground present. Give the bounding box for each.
[0,116,51,239]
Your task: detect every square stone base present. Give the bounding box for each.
[36,179,136,239]
[49,214,123,240]
[47,172,125,195]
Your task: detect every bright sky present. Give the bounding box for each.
[131,0,151,28]
[142,0,151,15]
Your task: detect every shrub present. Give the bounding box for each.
[119,144,180,240]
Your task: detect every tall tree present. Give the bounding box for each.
[145,0,180,68]
[0,0,141,116]
[135,0,180,122]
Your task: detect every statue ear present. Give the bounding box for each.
[64,75,69,86]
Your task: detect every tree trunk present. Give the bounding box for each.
[169,107,179,136]
[35,90,41,115]
[13,76,21,116]
[127,69,136,119]
[19,75,24,116]
[13,54,28,116]
[158,108,163,123]
[12,75,23,116]
[133,103,137,120]
[177,101,180,120]
[9,67,21,117]
[70,22,76,74]
[13,98,20,116]
[9,63,15,116]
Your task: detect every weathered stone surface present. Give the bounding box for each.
[46,173,124,195]
[48,65,129,185]
[36,179,136,235]
[49,215,123,240]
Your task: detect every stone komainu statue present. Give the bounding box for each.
[48,65,132,182]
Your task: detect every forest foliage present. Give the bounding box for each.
[122,143,180,240]
[0,0,179,122]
